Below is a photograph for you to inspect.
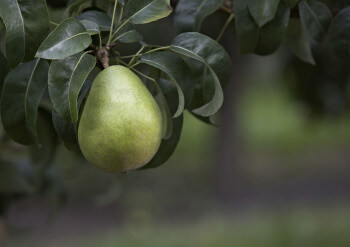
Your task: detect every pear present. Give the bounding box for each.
[78,65,162,173]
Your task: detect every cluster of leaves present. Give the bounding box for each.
[2,0,350,212]
[174,0,350,115]
[0,0,232,185]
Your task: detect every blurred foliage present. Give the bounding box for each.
[7,204,350,247]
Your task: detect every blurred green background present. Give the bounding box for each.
[2,2,350,247]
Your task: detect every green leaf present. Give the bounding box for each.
[52,78,92,151]
[48,52,96,123]
[327,6,350,59]
[286,19,316,65]
[115,30,143,43]
[235,0,290,55]
[30,108,57,172]
[36,18,92,60]
[0,0,50,67]
[52,110,79,151]
[234,0,260,53]
[283,0,299,8]
[64,0,91,17]
[144,69,173,139]
[140,51,194,117]
[255,1,290,55]
[1,59,49,145]
[246,0,281,27]
[79,20,100,35]
[125,0,173,24]
[299,0,333,42]
[76,10,112,31]
[174,0,225,33]
[142,114,183,169]
[0,52,10,95]
[170,32,231,117]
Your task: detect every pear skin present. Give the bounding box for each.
[78,65,162,173]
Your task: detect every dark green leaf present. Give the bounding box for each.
[79,20,100,35]
[140,51,194,117]
[76,10,112,31]
[125,0,173,24]
[0,0,50,67]
[36,18,92,60]
[286,19,316,65]
[170,32,231,116]
[64,0,91,17]
[0,52,10,95]
[174,0,225,32]
[234,0,260,53]
[255,1,290,55]
[52,110,78,151]
[327,6,350,59]
[48,52,96,123]
[1,59,49,145]
[142,114,183,169]
[283,0,299,8]
[246,0,281,27]
[115,30,143,43]
[30,108,57,172]
[144,69,173,139]
[299,0,332,42]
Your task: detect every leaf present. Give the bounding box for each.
[36,18,92,60]
[142,114,183,169]
[170,32,231,117]
[0,52,10,95]
[52,78,93,151]
[0,0,50,67]
[283,0,299,8]
[286,19,316,65]
[234,0,260,53]
[79,20,100,35]
[64,0,91,17]
[76,10,112,31]
[48,52,96,123]
[299,0,333,42]
[327,6,350,59]
[140,51,194,117]
[174,0,225,33]
[144,69,173,139]
[255,1,290,55]
[52,110,78,151]
[116,30,143,43]
[1,59,49,145]
[124,0,173,24]
[30,108,57,170]
[246,0,281,27]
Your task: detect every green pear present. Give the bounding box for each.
[78,65,162,173]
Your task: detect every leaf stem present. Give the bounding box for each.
[110,19,129,42]
[118,6,124,24]
[107,0,119,46]
[221,5,233,14]
[129,62,140,69]
[216,13,234,42]
[50,21,59,26]
[98,33,102,49]
[119,46,170,59]
[128,46,145,66]
[131,68,156,82]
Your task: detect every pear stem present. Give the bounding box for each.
[97,48,110,69]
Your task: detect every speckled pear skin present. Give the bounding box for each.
[78,65,162,173]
